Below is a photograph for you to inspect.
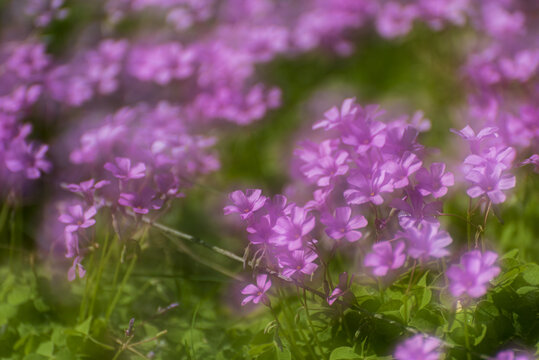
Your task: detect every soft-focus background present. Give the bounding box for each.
[1,1,538,359]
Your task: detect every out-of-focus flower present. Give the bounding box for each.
[104,157,147,181]
[376,2,417,38]
[364,240,406,277]
[416,162,454,198]
[272,206,315,250]
[327,272,351,306]
[464,163,515,204]
[345,169,394,205]
[224,189,267,220]
[5,142,51,179]
[278,249,318,278]
[492,350,533,360]
[66,179,110,204]
[446,250,500,298]
[68,256,86,282]
[320,206,367,242]
[381,152,422,189]
[394,334,442,360]
[58,205,97,233]
[520,154,539,173]
[119,187,163,214]
[295,139,349,187]
[399,223,452,260]
[451,125,498,154]
[241,274,272,306]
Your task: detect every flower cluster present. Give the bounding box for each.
[228,99,511,332]
[57,101,218,279]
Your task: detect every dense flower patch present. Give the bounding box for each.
[0,0,538,359]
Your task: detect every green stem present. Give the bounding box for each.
[78,251,96,323]
[301,288,326,359]
[278,288,313,360]
[88,234,114,318]
[463,309,472,360]
[467,198,472,250]
[269,303,305,360]
[106,255,137,322]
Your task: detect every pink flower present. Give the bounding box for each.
[394,334,442,360]
[58,205,97,233]
[364,241,406,277]
[224,189,267,220]
[241,274,271,306]
[104,157,146,181]
[399,223,452,260]
[320,206,367,242]
[416,162,454,198]
[67,256,86,282]
[446,250,501,298]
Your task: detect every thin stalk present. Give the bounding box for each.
[278,288,315,359]
[466,198,473,250]
[300,287,326,359]
[480,200,491,251]
[78,251,96,323]
[463,309,472,360]
[88,234,114,318]
[269,304,305,360]
[106,255,138,322]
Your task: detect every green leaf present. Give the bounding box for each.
[7,286,32,306]
[75,317,92,336]
[522,264,539,286]
[473,324,487,346]
[36,341,54,357]
[0,303,17,324]
[329,346,361,360]
[274,344,291,360]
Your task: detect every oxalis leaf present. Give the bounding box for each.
[522,263,539,286]
[329,346,361,360]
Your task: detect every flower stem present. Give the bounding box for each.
[106,254,137,322]
[300,287,326,359]
[463,308,472,360]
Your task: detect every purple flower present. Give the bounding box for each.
[313,97,358,131]
[446,250,501,298]
[224,189,267,220]
[382,152,422,189]
[391,190,442,229]
[399,223,452,260]
[272,206,315,250]
[68,256,86,282]
[241,274,272,306]
[5,142,51,179]
[295,139,349,187]
[58,205,97,233]
[341,119,387,153]
[465,164,515,204]
[394,334,442,360]
[246,215,273,245]
[118,187,163,214]
[320,206,367,242]
[327,272,351,306]
[520,154,539,173]
[278,249,318,278]
[376,2,417,38]
[345,169,394,205]
[416,162,454,198]
[492,350,533,360]
[499,50,539,82]
[451,125,498,154]
[66,178,110,204]
[364,241,406,277]
[104,157,146,181]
